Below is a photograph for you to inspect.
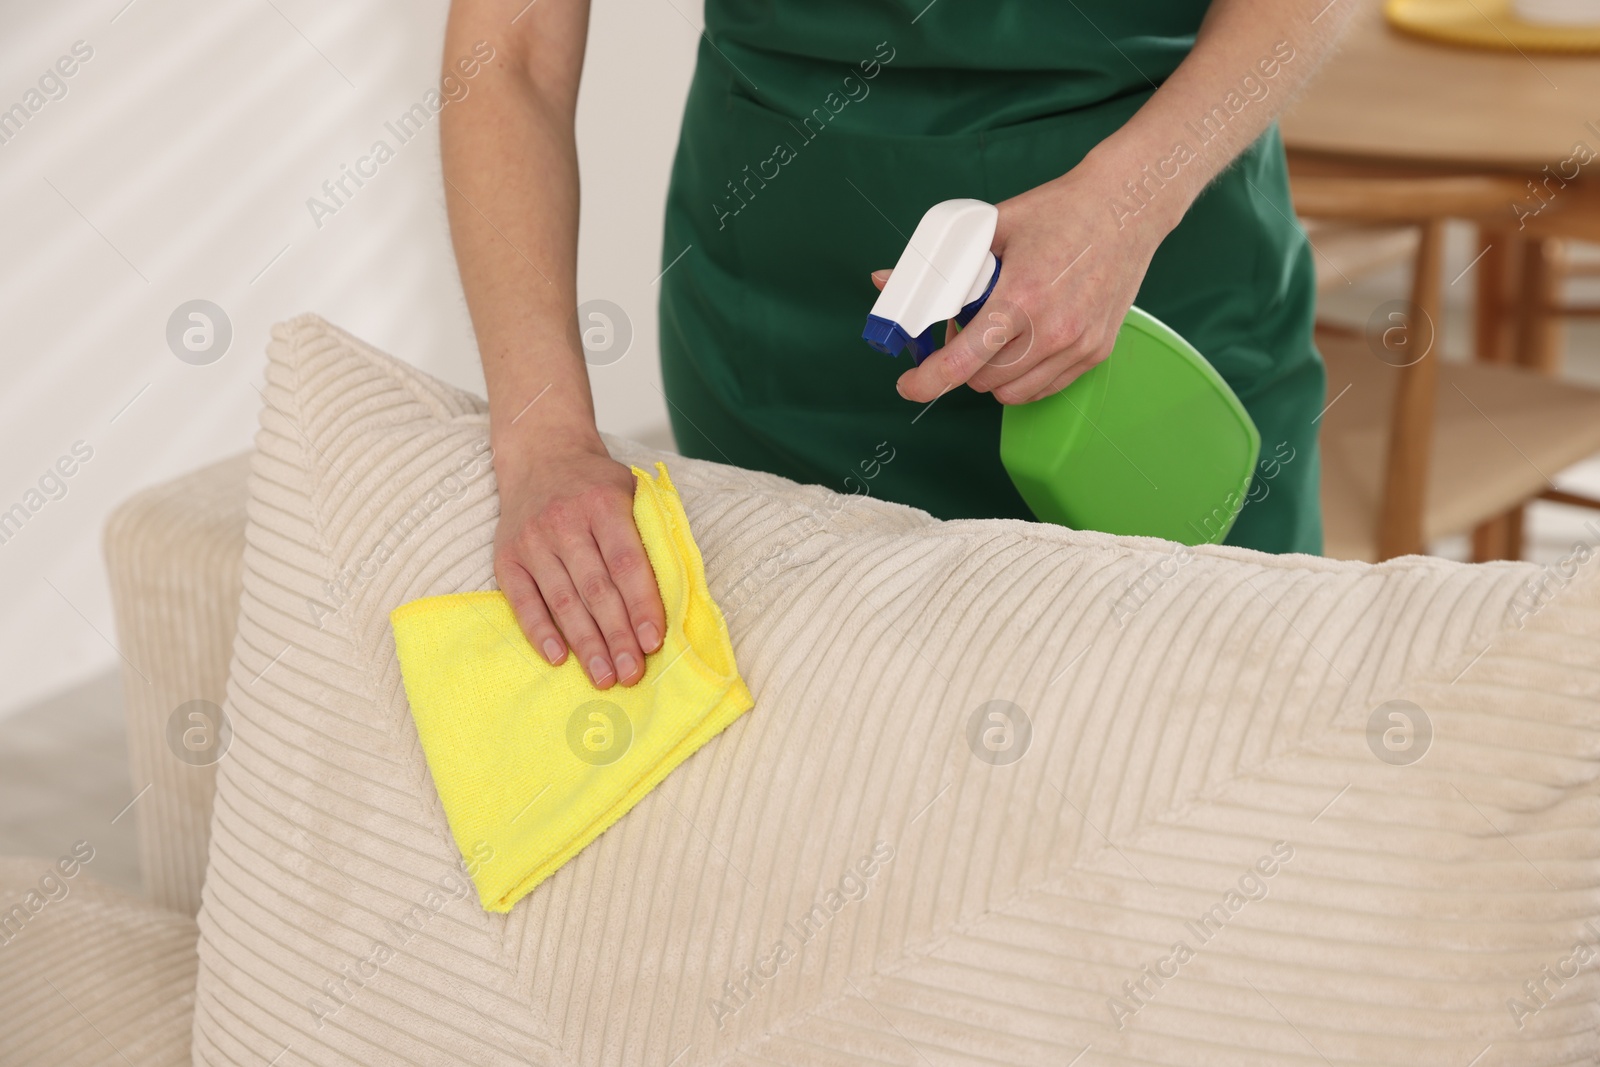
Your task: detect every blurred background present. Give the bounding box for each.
[4,0,1600,894]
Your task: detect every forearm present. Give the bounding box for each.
[1075,0,1355,237]
[441,3,599,465]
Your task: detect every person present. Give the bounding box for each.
[441,0,1355,690]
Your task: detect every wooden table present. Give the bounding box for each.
[1283,0,1600,367]
[1281,0,1600,556]
[1283,1,1600,171]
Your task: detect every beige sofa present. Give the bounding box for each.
[0,454,248,1065]
[5,315,1599,1066]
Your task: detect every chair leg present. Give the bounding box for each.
[1507,505,1526,559]
[1471,514,1505,562]
[1471,507,1525,562]
[1468,231,1529,564]
[1516,238,1564,375]
[1474,230,1512,365]
[1377,221,1446,561]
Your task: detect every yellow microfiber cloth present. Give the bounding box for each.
[390,462,754,912]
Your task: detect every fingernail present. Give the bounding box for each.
[541,638,565,664]
[637,621,660,652]
[588,656,613,684]
[615,651,638,681]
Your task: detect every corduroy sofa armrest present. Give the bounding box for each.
[103,452,251,916]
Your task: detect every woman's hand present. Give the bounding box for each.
[883,159,1174,407]
[493,440,665,688]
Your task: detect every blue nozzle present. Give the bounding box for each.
[862,315,909,356]
[862,257,1001,367]
[863,315,939,365]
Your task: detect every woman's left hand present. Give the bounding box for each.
[878,161,1172,406]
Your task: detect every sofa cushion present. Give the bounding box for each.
[192,312,1600,1065]
[0,856,198,1066]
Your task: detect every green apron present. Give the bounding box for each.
[659,2,1324,555]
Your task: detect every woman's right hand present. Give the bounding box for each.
[493,440,665,688]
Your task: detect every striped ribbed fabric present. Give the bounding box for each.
[0,856,198,1065]
[104,452,251,917]
[191,313,1600,1066]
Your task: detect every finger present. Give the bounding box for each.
[963,298,1055,392]
[1015,368,1077,406]
[1031,359,1101,403]
[1014,326,1113,400]
[965,331,1043,394]
[992,358,1074,405]
[973,293,1116,396]
[561,534,649,686]
[895,311,1014,403]
[995,341,1105,405]
[592,507,666,659]
[527,550,618,688]
[498,555,568,666]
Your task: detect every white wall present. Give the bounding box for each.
[0,0,693,720]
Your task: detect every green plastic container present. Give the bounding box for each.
[999,306,1260,545]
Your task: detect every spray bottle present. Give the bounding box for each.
[863,199,1260,545]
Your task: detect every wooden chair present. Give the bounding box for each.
[1478,185,1600,377]
[1292,173,1600,562]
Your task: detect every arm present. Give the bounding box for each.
[442,0,664,688]
[892,0,1356,404]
